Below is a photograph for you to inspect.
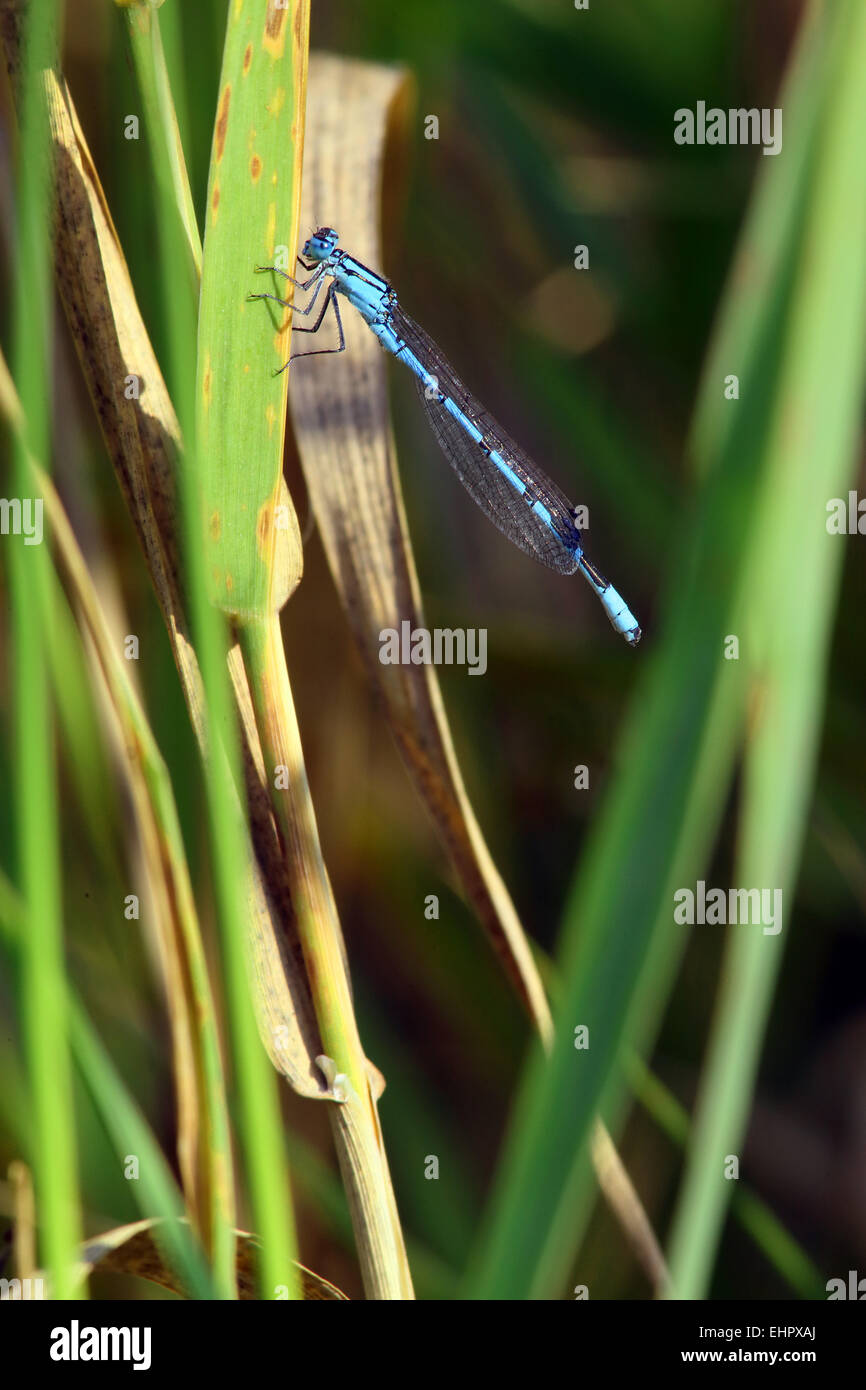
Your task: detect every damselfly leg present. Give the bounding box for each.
[286,285,345,368]
[248,271,328,319]
[252,258,323,291]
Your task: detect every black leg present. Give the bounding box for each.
[290,281,336,336]
[290,287,345,362]
[271,285,346,375]
[289,274,328,318]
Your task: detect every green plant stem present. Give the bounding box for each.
[140,4,301,1300]
[9,0,82,1299]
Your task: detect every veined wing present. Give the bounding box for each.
[390,307,581,575]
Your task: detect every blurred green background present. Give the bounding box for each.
[2,0,865,1300]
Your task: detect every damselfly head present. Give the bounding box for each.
[303,227,339,262]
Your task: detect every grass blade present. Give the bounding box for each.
[4,0,82,1299]
[0,868,215,1300]
[467,0,848,1300]
[665,0,866,1298]
[196,9,413,1297]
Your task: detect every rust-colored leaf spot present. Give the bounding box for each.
[225,572,234,595]
[250,153,263,183]
[265,2,286,41]
[202,357,212,408]
[209,511,222,542]
[215,85,231,163]
[211,182,220,219]
[242,43,253,76]
[263,0,287,56]
[256,498,275,558]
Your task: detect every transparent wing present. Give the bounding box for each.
[390,308,581,575]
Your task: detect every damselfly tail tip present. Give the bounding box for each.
[608,603,641,646]
[578,557,641,647]
[599,584,641,646]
